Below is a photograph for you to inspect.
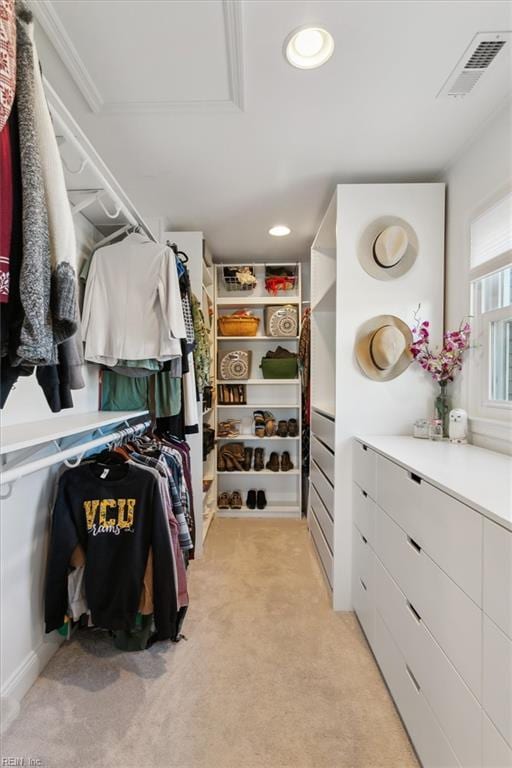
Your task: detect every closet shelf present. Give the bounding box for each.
[202,508,215,541]
[217,336,299,341]
[311,281,336,312]
[217,435,300,441]
[217,297,300,307]
[0,410,149,456]
[219,379,300,385]
[217,505,300,518]
[312,403,335,420]
[217,470,300,476]
[217,404,301,409]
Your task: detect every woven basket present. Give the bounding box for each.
[218,316,260,337]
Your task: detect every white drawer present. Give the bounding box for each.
[373,610,461,768]
[312,436,335,486]
[483,712,512,768]
[376,557,482,767]
[309,506,333,588]
[483,615,512,748]
[353,482,376,547]
[310,483,334,552]
[484,518,512,639]
[312,410,335,452]
[311,461,334,517]
[375,505,482,700]
[353,440,377,499]
[352,533,375,646]
[377,455,482,604]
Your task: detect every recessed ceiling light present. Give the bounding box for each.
[285,26,334,69]
[269,225,291,237]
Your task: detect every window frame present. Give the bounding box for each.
[468,186,512,426]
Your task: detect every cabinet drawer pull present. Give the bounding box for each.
[360,578,367,591]
[407,535,421,554]
[362,444,368,451]
[361,489,368,498]
[406,665,421,692]
[409,472,422,485]
[406,600,421,622]
[361,534,368,544]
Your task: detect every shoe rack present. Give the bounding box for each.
[214,263,302,519]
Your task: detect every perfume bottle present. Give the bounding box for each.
[430,418,444,441]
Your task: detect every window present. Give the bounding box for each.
[470,191,512,417]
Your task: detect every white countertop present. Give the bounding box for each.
[355,435,512,532]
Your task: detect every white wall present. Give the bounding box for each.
[443,102,512,455]
[0,215,101,728]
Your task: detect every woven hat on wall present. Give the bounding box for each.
[355,315,413,381]
[358,216,418,280]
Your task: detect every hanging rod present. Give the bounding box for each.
[0,420,151,487]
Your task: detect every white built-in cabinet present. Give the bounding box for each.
[352,436,512,768]
[308,183,445,608]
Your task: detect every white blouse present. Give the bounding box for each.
[82,234,186,366]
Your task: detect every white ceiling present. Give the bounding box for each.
[34,0,512,261]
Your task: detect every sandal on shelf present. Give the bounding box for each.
[253,410,266,437]
[277,420,288,437]
[230,491,243,509]
[287,419,299,437]
[218,492,231,509]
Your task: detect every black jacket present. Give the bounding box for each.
[45,462,177,640]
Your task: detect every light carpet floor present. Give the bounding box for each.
[1,519,418,768]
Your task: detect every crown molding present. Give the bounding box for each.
[30,0,104,113]
[31,0,245,115]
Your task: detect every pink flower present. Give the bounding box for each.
[410,313,471,384]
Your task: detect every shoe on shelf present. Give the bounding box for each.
[218,492,231,509]
[253,410,266,437]
[217,419,241,438]
[217,452,227,472]
[277,420,288,437]
[266,451,280,472]
[230,491,243,509]
[264,411,277,437]
[287,419,299,437]
[256,490,267,510]
[246,490,256,510]
[243,446,253,471]
[281,451,294,471]
[254,447,265,471]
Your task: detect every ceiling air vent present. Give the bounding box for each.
[437,32,510,98]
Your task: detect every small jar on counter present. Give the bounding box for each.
[429,418,444,441]
[413,419,430,439]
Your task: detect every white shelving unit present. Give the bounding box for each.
[214,263,302,519]
[308,183,446,610]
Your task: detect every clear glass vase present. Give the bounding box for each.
[435,382,451,438]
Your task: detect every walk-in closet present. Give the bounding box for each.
[1,2,511,767]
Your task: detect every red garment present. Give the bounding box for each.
[0,0,16,131]
[0,119,12,302]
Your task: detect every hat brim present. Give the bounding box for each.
[358,216,418,281]
[355,314,413,381]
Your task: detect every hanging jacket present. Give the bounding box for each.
[27,14,80,347]
[14,4,54,366]
[45,463,178,641]
[0,0,16,132]
[82,233,186,366]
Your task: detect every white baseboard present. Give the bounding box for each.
[1,635,62,731]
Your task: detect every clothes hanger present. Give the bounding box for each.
[166,241,189,263]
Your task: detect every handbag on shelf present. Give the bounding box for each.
[260,346,298,379]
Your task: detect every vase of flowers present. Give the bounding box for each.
[410,311,471,438]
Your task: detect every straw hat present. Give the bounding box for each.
[355,315,413,381]
[358,216,418,280]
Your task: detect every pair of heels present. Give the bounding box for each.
[266,451,294,472]
[246,490,267,510]
[277,419,298,437]
[218,491,242,509]
[253,410,276,437]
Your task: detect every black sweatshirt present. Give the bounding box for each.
[45,463,177,640]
